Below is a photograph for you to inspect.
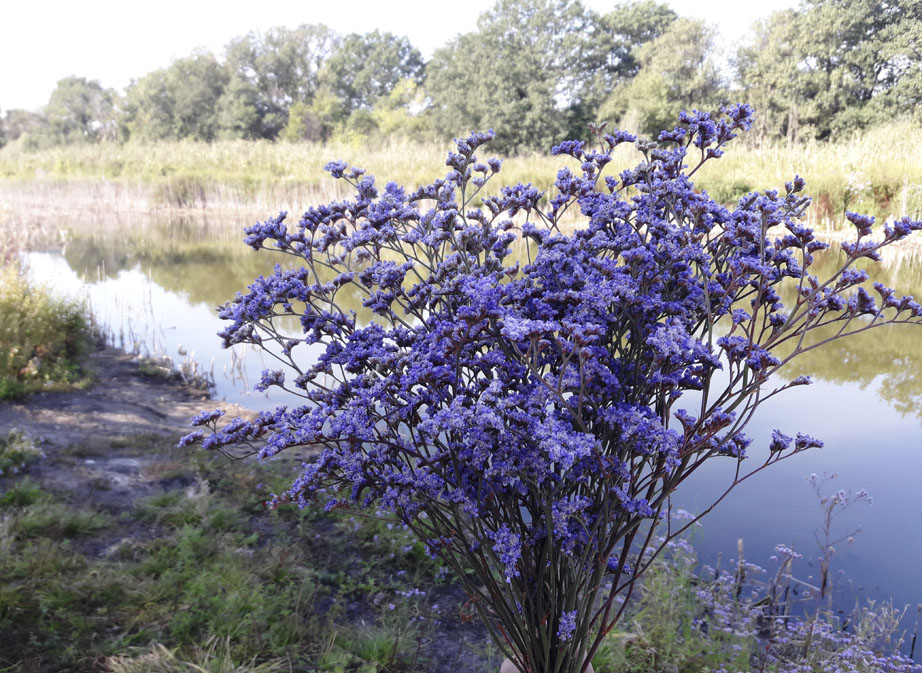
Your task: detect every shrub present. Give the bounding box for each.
[185,105,922,673]
[0,264,91,398]
[0,429,43,477]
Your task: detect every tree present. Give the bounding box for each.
[369,79,431,141]
[217,75,263,140]
[736,0,922,141]
[426,0,600,154]
[0,109,47,146]
[568,1,678,139]
[878,0,922,121]
[319,30,424,119]
[124,51,228,142]
[593,1,677,83]
[168,52,228,142]
[123,69,175,141]
[224,24,340,138]
[735,9,805,145]
[281,101,323,142]
[304,85,347,141]
[601,18,725,137]
[798,0,906,138]
[44,76,117,144]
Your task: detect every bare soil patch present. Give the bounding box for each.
[0,345,495,671]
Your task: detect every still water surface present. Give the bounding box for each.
[24,216,922,617]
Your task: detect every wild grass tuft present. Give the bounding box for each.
[0,262,93,399]
[0,429,44,477]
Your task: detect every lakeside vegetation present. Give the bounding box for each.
[0,433,462,672]
[1,425,917,672]
[0,262,92,400]
[2,121,921,226]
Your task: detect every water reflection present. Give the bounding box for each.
[771,248,922,419]
[21,216,922,615]
[61,224,377,325]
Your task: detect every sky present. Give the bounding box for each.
[1,0,798,112]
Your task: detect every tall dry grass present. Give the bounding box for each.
[1,122,919,230]
[693,120,922,228]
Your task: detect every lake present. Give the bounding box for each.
[21,213,922,621]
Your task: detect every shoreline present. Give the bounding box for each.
[3,177,917,241]
[0,345,493,671]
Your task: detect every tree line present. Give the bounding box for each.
[1,0,919,154]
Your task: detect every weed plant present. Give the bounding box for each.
[0,429,44,477]
[0,262,92,399]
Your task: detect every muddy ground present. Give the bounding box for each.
[0,346,251,503]
[0,345,494,671]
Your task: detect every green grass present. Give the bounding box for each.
[1,432,914,672]
[0,263,93,399]
[1,121,920,226]
[4,501,110,539]
[0,429,44,477]
[0,476,48,508]
[0,440,456,673]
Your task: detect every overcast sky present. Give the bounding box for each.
[1,0,798,112]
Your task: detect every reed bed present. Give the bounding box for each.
[1,122,920,231]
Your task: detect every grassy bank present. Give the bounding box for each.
[2,425,917,672]
[1,122,920,226]
[0,432,470,672]
[0,263,92,400]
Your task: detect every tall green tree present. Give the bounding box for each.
[735,9,804,144]
[216,75,263,139]
[593,1,677,84]
[878,0,922,121]
[426,0,599,154]
[799,0,908,137]
[124,51,228,141]
[574,0,677,135]
[44,76,117,143]
[122,69,174,141]
[319,30,424,118]
[600,18,725,137]
[736,0,921,141]
[168,52,229,141]
[224,24,340,138]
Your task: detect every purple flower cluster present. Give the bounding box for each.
[695,553,920,673]
[557,609,578,643]
[183,104,922,673]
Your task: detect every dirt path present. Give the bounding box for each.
[0,346,254,515]
[0,346,248,446]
